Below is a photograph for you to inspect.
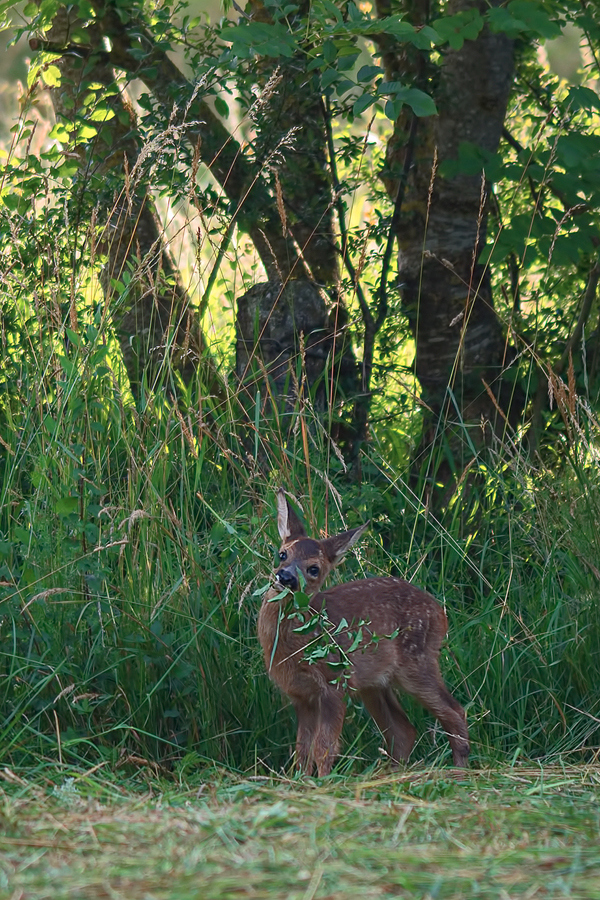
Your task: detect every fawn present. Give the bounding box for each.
[257,490,469,776]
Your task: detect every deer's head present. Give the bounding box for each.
[274,489,368,595]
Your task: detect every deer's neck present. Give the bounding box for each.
[258,587,312,680]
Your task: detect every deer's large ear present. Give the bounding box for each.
[321,521,369,566]
[276,489,307,542]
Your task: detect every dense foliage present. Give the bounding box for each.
[0,0,599,774]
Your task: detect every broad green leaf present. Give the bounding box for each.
[76,123,98,140]
[41,65,61,87]
[378,80,409,94]
[353,93,376,116]
[48,123,71,142]
[0,192,21,211]
[13,526,31,545]
[378,83,437,117]
[336,79,354,95]
[292,590,311,610]
[214,95,229,118]
[65,328,82,348]
[357,64,383,83]
[567,85,600,113]
[89,105,116,122]
[321,68,339,89]
[76,0,96,17]
[55,159,79,178]
[55,497,79,516]
[487,2,560,39]
[323,39,336,63]
[318,0,343,24]
[224,21,296,58]
[432,9,484,49]
[403,88,437,117]
[507,0,561,39]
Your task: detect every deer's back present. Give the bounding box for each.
[318,577,449,655]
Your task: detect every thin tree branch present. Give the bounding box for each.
[376,113,418,332]
[558,259,600,375]
[321,97,371,325]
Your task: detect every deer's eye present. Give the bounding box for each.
[278,550,288,562]
[307,565,320,578]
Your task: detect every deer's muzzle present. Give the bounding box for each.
[276,567,298,591]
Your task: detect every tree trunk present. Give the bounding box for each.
[380,0,519,491]
[236,279,356,417]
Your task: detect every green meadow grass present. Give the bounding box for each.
[1,764,600,899]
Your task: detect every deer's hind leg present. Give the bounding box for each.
[396,663,469,767]
[359,685,417,764]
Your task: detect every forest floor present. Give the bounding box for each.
[1,764,599,899]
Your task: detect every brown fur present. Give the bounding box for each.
[257,490,469,776]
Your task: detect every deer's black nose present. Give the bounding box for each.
[276,568,298,590]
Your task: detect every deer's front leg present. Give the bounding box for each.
[293,696,320,775]
[312,688,346,777]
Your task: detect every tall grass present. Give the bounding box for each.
[1,293,600,776]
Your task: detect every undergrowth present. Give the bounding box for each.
[0,308,599,776]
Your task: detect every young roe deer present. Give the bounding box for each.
[257,490,469,776]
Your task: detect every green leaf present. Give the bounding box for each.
[379,83,437,118]
[56,497,79,516]
[0,540,13,558]
[293,614,320,634]
[0,192,21,211]
[48,123,71,142]
[76,123,98,140]
[321,68,339,89]
[507,0,561,39]
[348,627,363,653]
[432,9,484,49]
[56,160,79,179]
[292,590,311,610]
[88,105,116,123]
[378,80,408,94]
[315,0,343,22]
[13,526,31,546]
[323,39,337,63]
[224,22,296,58]
[567,86,600,114]
[353,93,376,116]
[335,79,354,95]
[65,328,82,348]
[214,95,229,118]
[76,0,96,17]
[357,64,383,83]
[41,65,61,87]
[403,88,437,117]
[487,2,561,39]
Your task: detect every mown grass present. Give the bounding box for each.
[1,764,600,899]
